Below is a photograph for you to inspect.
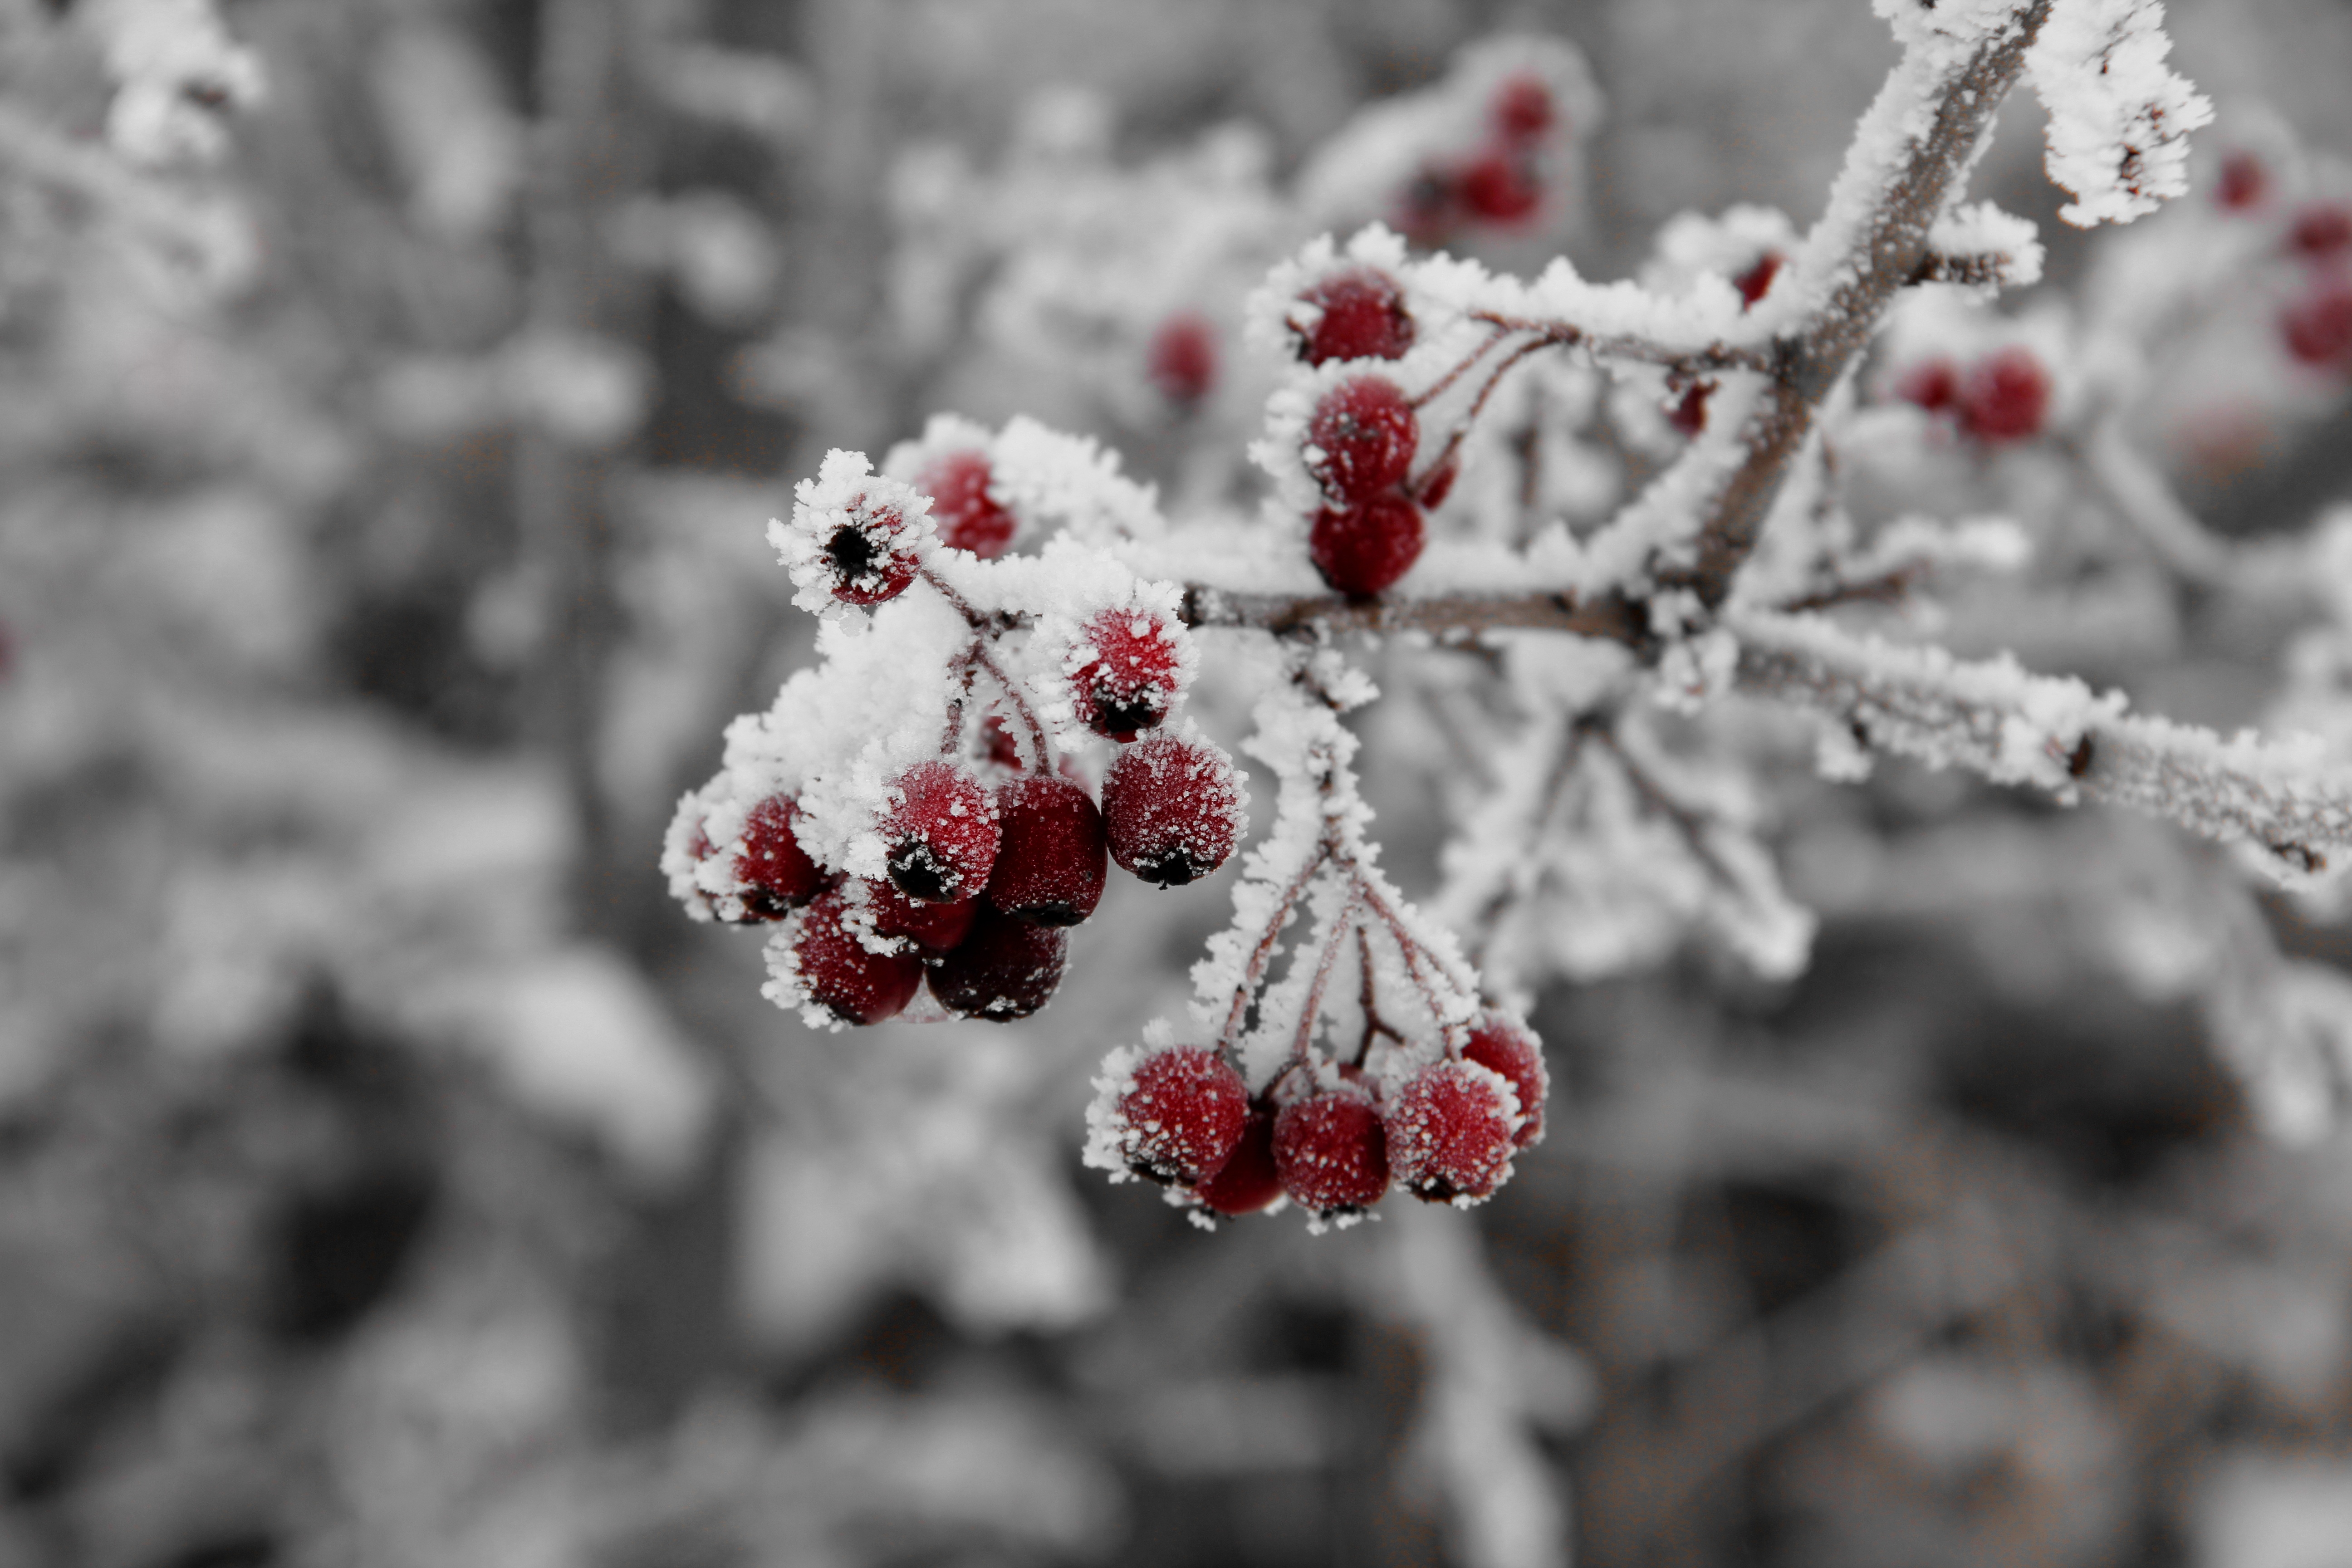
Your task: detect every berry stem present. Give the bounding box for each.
[1289,887,1363,1065]
[1406,322,1514,411]
[923,567,1055,770]
[1464,310,1777,376]
[1220,844,1334,1050]
[1353,926,1405,1067]
[1409,335,1556,499]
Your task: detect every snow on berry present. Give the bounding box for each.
[1310,494,1426,598]
[1082,1043,1250,1187]
[1051,600,1197,742]
[1463,1010,1550,1149]
[734,793,828,917]
[763,886,926,1029]
[1194,1104,1285,1218]
[880,760,1001,902]
[1385,1058,1521,1204]
[770,449,934,611]
[1290,266,1416,368]
[987,773,1108,926]
[929,904,1068,1021]
[1272,1088,1391,1222]
[1305,375,1419,504]
[1958,344,2053,442]
[914,448,1019,559]
[1102,730,1246,887]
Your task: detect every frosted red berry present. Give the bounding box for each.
[881,760,1000,902]
[860,877,978,955]
[1385,1059,1520,1203]
[1462,1010,1548,1149]
[1311,493,1424,598]
[1196,1104,1284,1216]
[2216,150,2268,211]
[734,794,826,917]
[1459,151,1541,224]
[1734,251,1783,309]
[1957,346,2051,443]
[1273,1089,1391,1218]
[820,492,923,606]
[1068,606,1186,741]
[1491,73,1556,143]
[1102,732,1244,887]
[785,887,924,1026]
[1294,268,1416,367]
[2289,201,2352,259]
[1896,357,1960,412]
[1111,1046,1250,1187]
[1306,376,1419,504]
[928,904,1068,1020]
[988,773,1108,926]
[2282,278,2352,368]
[916,449,1017,559]
[1148,312,1219,408]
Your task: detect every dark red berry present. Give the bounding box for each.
[734,794,826,917]
[1666,380,1715,437]
[1111,1046,1250,1186]
[1896,356,1960,412]
[784,887,924,1025]
[2289,201,2352,258]
[988,773,1107,926]
[1458,151,1541,224]
[1102,732,1243,887]
[881,760,1000,902]
[916,449,1017,559]
[1148,312,1219,408]
[1196,1104,1284,1216]
[1415,452,1459,510]
[1385,1059,1519,1203]
[2282,278,2352,368]
[1310,493,1424,598]
[928,904,1067,1020]
[821,493,922,606]
[1273,1089,1390,1218]
[1068,606,1186,741]
[1306,376,1418,504]
[2216,150,2268,211]
[1734,251,1783,309]
[1491,72,1556,143]
[859,877,977,955]
[1957,345,2051,443]
[1462,1011,1548,1148]
[1294,268,1416,367]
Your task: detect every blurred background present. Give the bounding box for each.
[5,1,2352,1565]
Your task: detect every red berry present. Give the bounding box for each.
[915,449,1017,559]
[1734,251,1783,309]
[928,904,1067,1020]
[1111,1046,1250,1186]
[1415,452,1460,511]
[1458,151,1541,224]
[1957,345,2052,443]
[1306,375,1419,504]
[734,794,826,917]
[1147,312,1219,408]
[880,760,1000,902]
[782,887,924,1026]
[1462,1011,1548,1149]
[1293,267,1416,367]
[1196,1104,1284,1216]
[859,877,978,955]
[1102,732,1244,887]
[1385,1059,1520,1203]
[2282,278,2352,368]
[1666,380,1715,437]
[820,493,922,606]
[2289,201,2352,258]
[988,773,1107,926]
[1068,606,1186,741]
[1491,72,1556,143]
[979,713,1025,769]
[2216,150,2268,211]
[1896,356,1960,412]
[1310,494,1425,598]
[1273,1089,1390,1218]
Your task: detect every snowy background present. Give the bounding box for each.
[5,0,2352,1566]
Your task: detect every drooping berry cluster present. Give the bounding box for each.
[1397,70,1566,242]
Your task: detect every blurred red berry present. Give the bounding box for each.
[1957,345,2052,443]
[1102,732,1244,887]
[1734,251,1784,309]
[1310,493,1425,598]
[1306,375,1419,504]
[1147,312,1219,409]
[1896,356,1960,412]
[2282,278,2352,368]
[1463,1010,1549,1148]
[915,449,1017,559]
[1385,1058,1520,1202]
[1112,1046,1250,1187]
[786,887,924,1026]
[2289,201,2352,259]
[1667,380,1715,437]
[1415,452,1459,511]
[2216,150,2268,211]
[1397,167,1461,245]
[1273,1089,1391,1218]
[1491,72,1556,143]
[1294,267,1416,367]
[881,760,1000,903]
[988,773,1107,926]
[734,794,826,917]
[1458,150,1542,224]
[928,904,1068,1020]
[1069,606,1186,741]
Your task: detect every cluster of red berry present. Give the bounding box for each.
[2279,198,2352,372]
[1895,343,2054,443]
[1397,71,1563,243]
[1089,1009,1549,1226]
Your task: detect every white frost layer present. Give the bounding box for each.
[2025,0,2214,227]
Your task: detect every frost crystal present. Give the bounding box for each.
[2026,0,2214,227]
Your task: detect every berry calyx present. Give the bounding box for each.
[1148,312,1219,409]
[1895,357,1960,412]
[1195,1103,1284,1216]
[1068,606,1188,741]
[2282,278,2352,368]
[2289,201,2352,259]
[916,449,1018,559]
[734,794,826,917]
[2215,150,2268,211]
[1491,73,1556,143]
[988,773,1108,926]
[780,887,924,1026]
[881,760,1000,902]
[1306,376,1419,504]
[1734,251,1784,309]
[1957,345,2052,443]
[1272,1088,1391,1219]
[1385,1058,1520,1203]
[928,904,1068,1020]
[1293,268,1416,367]
[820,494,923,605]
[1462,1010,1549,1149]
[1107,1046,1250,1186]
[1102,732,1244,887]
[859,877,978,955]
[1459,150,1541,223]
[1310,493,1425,598]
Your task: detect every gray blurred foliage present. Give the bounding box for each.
[2,1,2351,1567]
